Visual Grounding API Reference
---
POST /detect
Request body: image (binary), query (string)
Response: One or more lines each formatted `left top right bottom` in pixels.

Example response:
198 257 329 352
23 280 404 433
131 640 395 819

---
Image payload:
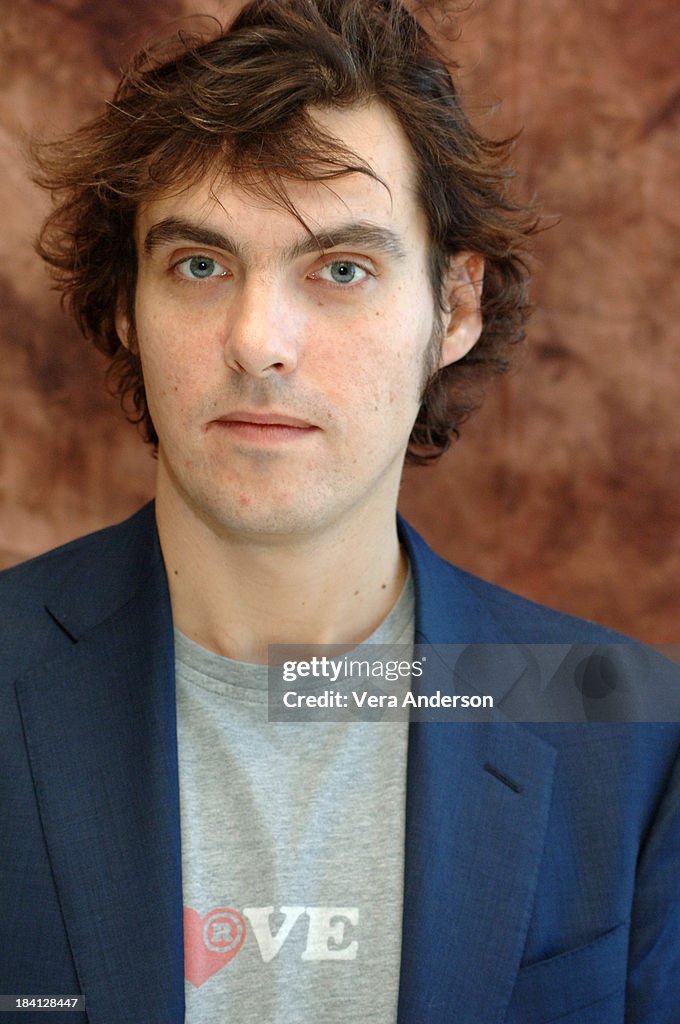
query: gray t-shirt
175 573 414 1024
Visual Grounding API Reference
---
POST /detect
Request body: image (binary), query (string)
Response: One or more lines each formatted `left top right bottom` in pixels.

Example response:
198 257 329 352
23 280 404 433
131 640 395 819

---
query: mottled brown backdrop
1 0 678 641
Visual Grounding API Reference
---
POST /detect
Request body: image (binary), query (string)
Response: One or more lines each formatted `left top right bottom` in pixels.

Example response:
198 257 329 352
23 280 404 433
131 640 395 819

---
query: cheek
317 334 424 441
135 309 218 403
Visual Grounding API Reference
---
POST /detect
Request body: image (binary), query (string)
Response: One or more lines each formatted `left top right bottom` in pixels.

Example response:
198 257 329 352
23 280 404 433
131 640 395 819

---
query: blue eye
328 260 362 284
177 256 226 280
314 260 369 286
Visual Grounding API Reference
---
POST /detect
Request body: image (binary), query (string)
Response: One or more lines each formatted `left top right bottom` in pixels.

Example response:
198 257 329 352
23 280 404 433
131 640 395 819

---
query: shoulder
401 520 680 753
399 515 623 644
0 503 160 672
448 558 622 643
0 502 157 594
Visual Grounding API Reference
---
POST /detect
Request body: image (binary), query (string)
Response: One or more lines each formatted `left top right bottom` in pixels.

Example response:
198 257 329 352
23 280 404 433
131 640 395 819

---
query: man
1 1 678 1022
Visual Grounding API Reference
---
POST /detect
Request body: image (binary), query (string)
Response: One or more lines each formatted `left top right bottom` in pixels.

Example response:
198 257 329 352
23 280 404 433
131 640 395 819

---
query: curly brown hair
34 0 537 463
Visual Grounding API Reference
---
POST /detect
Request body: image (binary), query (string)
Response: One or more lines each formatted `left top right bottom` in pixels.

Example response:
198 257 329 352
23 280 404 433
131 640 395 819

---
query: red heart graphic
184 906 247 988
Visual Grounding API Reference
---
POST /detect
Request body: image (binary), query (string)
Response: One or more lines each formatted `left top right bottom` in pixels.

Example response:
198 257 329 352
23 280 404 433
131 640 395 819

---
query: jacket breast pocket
504 920 629 1024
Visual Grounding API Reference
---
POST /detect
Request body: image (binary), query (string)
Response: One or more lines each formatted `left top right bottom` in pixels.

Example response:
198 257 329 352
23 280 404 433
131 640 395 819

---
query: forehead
135 101 427 248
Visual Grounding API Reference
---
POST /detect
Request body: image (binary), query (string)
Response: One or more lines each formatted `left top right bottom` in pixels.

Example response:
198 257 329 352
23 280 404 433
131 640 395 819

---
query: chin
196 496 333 542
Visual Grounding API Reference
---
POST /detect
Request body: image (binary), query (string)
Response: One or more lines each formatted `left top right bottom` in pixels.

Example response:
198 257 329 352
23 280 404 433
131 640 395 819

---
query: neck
156 494 407 663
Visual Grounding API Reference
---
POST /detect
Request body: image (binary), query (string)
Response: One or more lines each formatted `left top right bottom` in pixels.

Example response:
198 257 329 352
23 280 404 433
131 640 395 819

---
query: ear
438 251 484 369
115 303 132 351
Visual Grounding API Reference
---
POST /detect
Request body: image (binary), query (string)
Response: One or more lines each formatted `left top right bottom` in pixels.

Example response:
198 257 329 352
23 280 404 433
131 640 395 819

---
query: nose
223 276 300 377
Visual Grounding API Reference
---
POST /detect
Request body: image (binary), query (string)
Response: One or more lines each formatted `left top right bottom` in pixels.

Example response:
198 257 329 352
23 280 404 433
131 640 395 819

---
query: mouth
208 410 319 443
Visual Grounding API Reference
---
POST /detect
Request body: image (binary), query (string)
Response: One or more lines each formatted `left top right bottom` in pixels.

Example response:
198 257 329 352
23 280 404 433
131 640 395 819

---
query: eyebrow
144 218 245 258
287 223 408 262
143 216 408 263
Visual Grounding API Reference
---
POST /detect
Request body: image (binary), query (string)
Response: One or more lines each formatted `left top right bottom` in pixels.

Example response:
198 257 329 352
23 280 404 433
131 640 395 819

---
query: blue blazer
1 503 679 1023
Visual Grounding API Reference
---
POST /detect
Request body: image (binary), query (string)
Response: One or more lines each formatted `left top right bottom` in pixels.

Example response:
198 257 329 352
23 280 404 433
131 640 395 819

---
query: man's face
124 102 481 544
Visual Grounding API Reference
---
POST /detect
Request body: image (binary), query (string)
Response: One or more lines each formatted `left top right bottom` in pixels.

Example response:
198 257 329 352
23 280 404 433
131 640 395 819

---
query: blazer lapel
12 506 556 1022
397 518 558 1023
15 506 184 1024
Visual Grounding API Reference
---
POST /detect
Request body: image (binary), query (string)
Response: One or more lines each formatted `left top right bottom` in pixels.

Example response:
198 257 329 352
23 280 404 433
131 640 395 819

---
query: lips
216 410 316 429
207 409 319 443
